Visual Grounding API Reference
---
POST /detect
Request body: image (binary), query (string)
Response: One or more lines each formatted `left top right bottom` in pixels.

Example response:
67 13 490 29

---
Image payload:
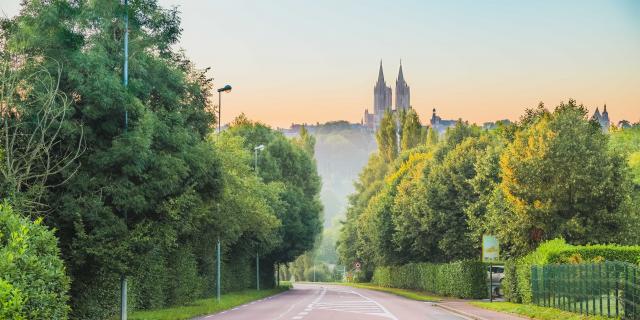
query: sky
2 0 639 128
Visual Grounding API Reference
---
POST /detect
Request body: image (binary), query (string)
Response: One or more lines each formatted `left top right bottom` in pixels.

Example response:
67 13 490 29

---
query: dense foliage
0 203 70 319
338 100 640 278
1 1 322 319
371 261 486 299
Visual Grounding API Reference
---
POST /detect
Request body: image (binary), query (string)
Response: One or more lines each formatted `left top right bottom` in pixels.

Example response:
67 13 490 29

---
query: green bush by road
371 261 486 299
0 203 70 319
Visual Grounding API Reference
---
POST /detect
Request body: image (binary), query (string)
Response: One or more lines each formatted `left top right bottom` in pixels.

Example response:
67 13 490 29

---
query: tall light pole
253 144 265 290
214 84 231 303
217 85 232 133
216 237 221 302
254 144 265 173
121 1 129 319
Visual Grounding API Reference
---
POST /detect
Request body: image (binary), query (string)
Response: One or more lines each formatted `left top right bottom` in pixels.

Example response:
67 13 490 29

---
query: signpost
482 235 500 302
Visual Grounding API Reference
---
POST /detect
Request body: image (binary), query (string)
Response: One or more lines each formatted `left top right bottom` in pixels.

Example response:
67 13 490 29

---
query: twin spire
377 60 404 84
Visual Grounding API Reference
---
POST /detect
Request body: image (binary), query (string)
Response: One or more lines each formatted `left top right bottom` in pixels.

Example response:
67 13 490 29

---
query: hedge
371 260 487 299
503 239 640 304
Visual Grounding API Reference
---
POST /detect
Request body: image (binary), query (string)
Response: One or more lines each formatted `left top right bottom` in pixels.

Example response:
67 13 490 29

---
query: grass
128 286 289 320
334 282 442 302
471 301 619 320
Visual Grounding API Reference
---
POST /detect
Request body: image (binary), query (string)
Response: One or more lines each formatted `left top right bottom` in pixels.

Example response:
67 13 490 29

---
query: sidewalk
437 300 530 320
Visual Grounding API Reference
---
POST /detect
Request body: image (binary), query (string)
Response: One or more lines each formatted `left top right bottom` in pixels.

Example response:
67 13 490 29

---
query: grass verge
128 286 289 320
471 301 618 320
335 282 441 302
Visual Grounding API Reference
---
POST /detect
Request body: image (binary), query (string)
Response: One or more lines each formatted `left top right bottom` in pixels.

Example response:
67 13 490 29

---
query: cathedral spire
377 60 385 85
397 60 405 82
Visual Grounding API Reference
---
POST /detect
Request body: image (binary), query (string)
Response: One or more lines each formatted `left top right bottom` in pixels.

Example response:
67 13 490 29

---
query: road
195 283 467 320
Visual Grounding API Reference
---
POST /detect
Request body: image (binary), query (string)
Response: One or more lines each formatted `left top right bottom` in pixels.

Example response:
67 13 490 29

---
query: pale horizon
2 0 639 128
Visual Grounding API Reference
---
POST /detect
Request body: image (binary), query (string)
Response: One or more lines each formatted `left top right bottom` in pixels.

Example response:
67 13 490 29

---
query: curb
435 303 531 320
434 303 492 320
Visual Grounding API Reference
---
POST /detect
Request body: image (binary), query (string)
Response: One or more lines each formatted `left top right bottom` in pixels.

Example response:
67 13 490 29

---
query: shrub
502 261 520 303
0 278 24 320
0 203 70 319
371 260 486 299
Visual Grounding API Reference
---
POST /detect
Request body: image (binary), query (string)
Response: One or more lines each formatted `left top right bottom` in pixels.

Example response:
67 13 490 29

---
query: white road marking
308 287 399 320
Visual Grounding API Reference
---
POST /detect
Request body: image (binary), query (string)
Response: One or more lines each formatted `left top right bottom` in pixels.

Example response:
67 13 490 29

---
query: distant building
363 61 410 131
618 120 632 129
430 108 457 134
591 105 610 132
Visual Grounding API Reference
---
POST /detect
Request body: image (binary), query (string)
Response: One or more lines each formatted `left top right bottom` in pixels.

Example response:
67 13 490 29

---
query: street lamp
253 144 265 290
254 144 265 173
217 85 232 133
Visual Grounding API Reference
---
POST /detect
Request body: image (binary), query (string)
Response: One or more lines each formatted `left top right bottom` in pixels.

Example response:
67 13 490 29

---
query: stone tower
395 61 410 111
374 61 392 124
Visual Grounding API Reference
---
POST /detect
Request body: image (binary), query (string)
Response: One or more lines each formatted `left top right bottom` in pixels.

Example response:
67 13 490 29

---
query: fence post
580 264 584 315
585 264 589 316
633 266 637 320
551 265 555 307
572 263 576 313
604 261 611 317
599 263 602 316
532 266 538 305
616 262 620 317
592 264 596 315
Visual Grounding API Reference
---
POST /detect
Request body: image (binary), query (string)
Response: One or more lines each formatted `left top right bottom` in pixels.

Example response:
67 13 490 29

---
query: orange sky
3 1 639 127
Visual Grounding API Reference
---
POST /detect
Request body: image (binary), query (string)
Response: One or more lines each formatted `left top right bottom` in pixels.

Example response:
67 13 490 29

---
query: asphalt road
195 283 467 320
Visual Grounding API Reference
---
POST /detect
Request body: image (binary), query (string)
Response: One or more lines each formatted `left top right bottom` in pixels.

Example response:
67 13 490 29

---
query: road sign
354 261 361 271
482 235 500 262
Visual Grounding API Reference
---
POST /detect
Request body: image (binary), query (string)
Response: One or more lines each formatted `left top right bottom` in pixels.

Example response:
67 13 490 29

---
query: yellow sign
482 235 500 262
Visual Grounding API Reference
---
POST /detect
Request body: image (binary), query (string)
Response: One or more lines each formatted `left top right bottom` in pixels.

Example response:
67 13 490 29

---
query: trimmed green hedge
503 239 640 304
371 261 487 299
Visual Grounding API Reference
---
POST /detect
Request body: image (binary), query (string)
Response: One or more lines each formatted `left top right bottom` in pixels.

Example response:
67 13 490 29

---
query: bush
0 203 70 319
371 260 486 299
0 278 24 320
304 264 332 282
502 261 519 303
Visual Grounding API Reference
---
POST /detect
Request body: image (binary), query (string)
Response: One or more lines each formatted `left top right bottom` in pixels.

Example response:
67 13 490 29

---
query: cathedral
591 104 610 132
363 61 411 130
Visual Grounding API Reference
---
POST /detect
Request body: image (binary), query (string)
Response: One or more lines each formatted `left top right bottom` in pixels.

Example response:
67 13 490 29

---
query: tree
3 1 223 317
227 118 323 268
497 100 633 255
0 61 84 215
376 111 398 162
401 109 424 151
426 126 439 146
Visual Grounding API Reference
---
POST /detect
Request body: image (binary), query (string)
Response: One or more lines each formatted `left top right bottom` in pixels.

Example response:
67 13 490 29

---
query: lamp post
217 85 232 133
253 144 265 290
121 1 129 319
216 237 221 302
254 144 265 173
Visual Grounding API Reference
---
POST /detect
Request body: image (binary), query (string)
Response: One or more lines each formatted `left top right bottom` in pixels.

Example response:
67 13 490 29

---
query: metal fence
531 261 640 319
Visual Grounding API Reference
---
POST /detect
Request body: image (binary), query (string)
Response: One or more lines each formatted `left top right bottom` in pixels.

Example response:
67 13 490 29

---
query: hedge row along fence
503 239 640 304
371 260 487 299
